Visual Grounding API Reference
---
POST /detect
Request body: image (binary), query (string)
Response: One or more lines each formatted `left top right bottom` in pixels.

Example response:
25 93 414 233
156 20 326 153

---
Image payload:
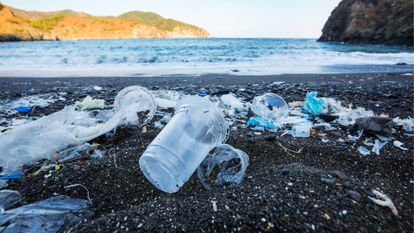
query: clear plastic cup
139 96 229 193
251 93 288 123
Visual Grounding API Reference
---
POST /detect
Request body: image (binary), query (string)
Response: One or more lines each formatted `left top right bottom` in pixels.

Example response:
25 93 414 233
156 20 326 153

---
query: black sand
0 73 413 232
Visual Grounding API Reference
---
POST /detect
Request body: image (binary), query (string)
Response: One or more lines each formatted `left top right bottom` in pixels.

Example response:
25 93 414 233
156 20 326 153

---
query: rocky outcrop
0 4 210 42
318 0 413 46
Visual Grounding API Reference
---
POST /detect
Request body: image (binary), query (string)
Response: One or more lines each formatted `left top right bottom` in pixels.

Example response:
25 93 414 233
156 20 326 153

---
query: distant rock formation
318 0 413 46
0 4 210 42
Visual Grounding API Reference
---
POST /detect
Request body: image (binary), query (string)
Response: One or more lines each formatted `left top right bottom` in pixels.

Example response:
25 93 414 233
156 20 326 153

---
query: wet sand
0 72 413 232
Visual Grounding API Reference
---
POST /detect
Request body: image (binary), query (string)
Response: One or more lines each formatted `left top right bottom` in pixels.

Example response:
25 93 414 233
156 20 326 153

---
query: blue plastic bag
246 116 275 130
304 92 324 116
15 106 32 113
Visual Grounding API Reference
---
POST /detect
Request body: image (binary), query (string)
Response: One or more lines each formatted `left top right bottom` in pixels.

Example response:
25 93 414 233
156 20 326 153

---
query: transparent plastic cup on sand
251 93 288 123
139 96 229 193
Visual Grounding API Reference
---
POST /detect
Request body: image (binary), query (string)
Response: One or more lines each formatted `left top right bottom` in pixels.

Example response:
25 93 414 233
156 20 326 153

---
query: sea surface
0 38 412 77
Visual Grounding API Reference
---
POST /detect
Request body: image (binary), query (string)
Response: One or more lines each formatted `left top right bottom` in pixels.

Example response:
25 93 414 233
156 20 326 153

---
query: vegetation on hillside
119 11 198 31
30 15 64 31
0 3 4 11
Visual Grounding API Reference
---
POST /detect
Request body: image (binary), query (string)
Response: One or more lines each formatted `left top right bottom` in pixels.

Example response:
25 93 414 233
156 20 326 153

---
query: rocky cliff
0 4 210 41
318 0 413 46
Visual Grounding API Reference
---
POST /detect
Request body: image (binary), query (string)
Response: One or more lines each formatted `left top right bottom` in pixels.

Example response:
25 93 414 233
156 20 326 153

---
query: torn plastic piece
393 117 414 132
139 96 229 193
152 90 182 109
372 139 389 155
0 170 23 180
75 96 105 110
0 86 156 175
291 124 311 138
352 117 394 137
15 106 32 113
0 195 90 233
55 143 99 163
357 146 370 156
393 141 408 151
335 107 374 126
369 190 398 216
0 190 21 212
348 129 363 142
246 116 275 130
251 93 288 124
220 93 245 111
93 86 103 91
304 92 324 116
198 144 249 190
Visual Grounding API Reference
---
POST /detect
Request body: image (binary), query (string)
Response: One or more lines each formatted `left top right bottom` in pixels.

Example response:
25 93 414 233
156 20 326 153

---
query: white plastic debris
336 107 374 126
357 146 370 156
372 139 389 155
251 93 288 123
198 144 249 190
0 94 61 115
288 101 304 108
0 86 156 176
75 96 105 110
369 190 398 216
348 130 363 142
393 141 408 151
393 117 414 132
220 93 245 111
93 86 103 91
152 90 182 109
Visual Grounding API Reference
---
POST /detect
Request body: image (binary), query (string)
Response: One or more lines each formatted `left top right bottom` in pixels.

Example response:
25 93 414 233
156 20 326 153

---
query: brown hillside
0 3 210 41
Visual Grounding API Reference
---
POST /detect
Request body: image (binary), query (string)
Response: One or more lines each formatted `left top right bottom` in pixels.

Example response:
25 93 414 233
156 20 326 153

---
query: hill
318 0 413 46
0 3 210 41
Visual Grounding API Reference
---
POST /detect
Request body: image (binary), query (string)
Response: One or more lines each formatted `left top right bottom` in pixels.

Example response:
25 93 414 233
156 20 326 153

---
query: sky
2 0 341 38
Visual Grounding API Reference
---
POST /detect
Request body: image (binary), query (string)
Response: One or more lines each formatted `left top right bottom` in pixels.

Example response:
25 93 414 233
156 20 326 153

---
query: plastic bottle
139 96 228 193
291 124 311 137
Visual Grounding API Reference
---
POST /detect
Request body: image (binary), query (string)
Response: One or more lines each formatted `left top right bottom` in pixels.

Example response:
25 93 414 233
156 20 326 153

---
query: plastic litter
93 86 103 91
198 91 207 97
246 116 275 130
352 117 394 137
348 129 363 142
335 107 374 126
372 139 389 155
357 146 370 156
75 96 105 110
304 92 324 116
291 124 311 138
1 94 61 115
220 93 245 111
0 170 23 180
198 144 249 190
0 190 21 212
251 93 288 123
393 141 408 151
55 143 100 163
393 117 414 132
0 195 90 233
0 86 156 176
15 106 32 113
152 90 182 109
369 190 398 216
139 95 228 193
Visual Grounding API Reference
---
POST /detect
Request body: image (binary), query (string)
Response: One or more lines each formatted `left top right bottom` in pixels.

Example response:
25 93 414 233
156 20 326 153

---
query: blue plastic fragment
0 170 23 180
246 116 275 130
304 92 324 116
198 91 207 97
15 106 32 113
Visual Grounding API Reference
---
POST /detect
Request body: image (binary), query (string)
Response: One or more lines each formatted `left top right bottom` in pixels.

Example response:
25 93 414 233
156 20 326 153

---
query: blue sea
0 38 412 77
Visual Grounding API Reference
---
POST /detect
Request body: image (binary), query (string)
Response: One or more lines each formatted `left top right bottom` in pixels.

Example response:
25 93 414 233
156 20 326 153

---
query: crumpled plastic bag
197 144 249 190
0 195 90 233
352 117 394 137
246 116 275 130
0 86 156 176
304 92 325 116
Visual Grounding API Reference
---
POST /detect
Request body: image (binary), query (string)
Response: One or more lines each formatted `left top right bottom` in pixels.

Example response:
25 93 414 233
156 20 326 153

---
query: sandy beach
0 72 412 232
